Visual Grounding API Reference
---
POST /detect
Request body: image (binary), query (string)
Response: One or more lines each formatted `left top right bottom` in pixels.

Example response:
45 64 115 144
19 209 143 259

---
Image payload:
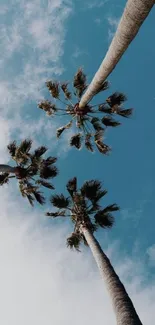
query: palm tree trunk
81 226 143 325
0 164 16 173
79 0 154 108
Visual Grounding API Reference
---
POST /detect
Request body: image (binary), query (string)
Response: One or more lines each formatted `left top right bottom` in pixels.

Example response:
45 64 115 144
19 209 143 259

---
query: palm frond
36 179 54 190
0 173 9 186
46 81 60 98
34 146 47 157
67 232 81 251
57 121 72 138
7 141 17 159
33 190 46 205
61 83 72 100
91 117 104 132
66 105 75 116
27 194 35 206
102 116 121 127
81 180 102 201
46 210 66 217
70 134 82 149
15 139 32 165
85 134 94 152
102 203 120 213
116 108 133 118
94 130 104 142
106 92 127 107
40 165 58 179
98 104 112 114
38 100 58 116
95 80 109 94
95 140 111 155
50 194 70 209
43 157 57 166
73 68 87 98
66 177 77 197
94 210 114 228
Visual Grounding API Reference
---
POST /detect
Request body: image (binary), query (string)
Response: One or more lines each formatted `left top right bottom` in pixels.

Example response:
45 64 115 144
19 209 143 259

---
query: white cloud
107 16 120 40
87 0 108 9
0 0 73 155
147 245 155 264
0 186 154 324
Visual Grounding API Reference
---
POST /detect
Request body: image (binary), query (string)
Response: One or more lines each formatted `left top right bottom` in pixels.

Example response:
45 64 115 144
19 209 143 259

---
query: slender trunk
0 164 16 173
79 0 154 108
81 226 143 325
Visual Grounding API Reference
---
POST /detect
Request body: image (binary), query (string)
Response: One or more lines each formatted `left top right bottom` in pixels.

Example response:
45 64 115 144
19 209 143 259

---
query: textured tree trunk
0 164 16 173
81 226 143 325
79 0 154 108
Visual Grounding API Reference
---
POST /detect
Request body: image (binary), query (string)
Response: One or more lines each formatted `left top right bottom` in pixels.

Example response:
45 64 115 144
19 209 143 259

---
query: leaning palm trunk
79 0 154 108
0 164 16 173
81 226 142 325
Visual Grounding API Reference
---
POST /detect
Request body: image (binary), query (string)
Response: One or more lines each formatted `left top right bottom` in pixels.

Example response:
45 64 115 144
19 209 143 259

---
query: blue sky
0 0 155 324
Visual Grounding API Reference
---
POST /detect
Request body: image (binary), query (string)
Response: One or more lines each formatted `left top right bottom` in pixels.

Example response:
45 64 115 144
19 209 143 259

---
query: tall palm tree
79 0 154 108
38 68 132 155
46 177 142 325
0 139 58 206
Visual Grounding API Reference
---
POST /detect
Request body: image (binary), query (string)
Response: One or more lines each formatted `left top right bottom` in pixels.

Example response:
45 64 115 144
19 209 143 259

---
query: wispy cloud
0 0 73 156
107 16 120 41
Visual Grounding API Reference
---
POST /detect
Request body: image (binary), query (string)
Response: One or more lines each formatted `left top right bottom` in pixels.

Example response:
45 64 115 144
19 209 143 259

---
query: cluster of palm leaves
0 139 58 206
38 68 132 154
46 177 119 250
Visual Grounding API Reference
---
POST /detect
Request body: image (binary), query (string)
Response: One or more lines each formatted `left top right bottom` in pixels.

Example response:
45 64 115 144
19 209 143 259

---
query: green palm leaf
61 83 72 100
7 141 17 159
73 68 87 98
91 117 104 131
40 165 58 179
38 100 58 116
81 180 102 201
36 179 54 190
46 210 66 217
94 210 114 228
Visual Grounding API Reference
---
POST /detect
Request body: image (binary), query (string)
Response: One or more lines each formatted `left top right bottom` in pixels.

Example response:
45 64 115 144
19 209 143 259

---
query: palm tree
46 177 142 325
38 68 132 155
0 139 58 206
79 0 154 108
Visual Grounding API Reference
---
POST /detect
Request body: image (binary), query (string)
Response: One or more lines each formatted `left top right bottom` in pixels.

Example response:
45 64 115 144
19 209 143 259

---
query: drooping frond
81 180 102 201
94 210 114 228
35 146 48 157
43 157 57 166
106 92 127 107
94 130 104 142
85 134 94 152
15 139 32 165
33 190 46 205
27 194 35 206
95 140 111 155
36 179 54 190
7 141 17 159
61 83 72 100
70 133 82 149
38 100 58 116
95 80 109 94
66 177 77 197
102 116 121 127
67 232 81 251
40 165 58 179
57 121 72 138
50 194 70 209
46 81 60 98
73 68 87 98
102 203 120 213
91 117 104 132
116 108 133 118
46 210 66 218
0 173 9 186
98 104 112 114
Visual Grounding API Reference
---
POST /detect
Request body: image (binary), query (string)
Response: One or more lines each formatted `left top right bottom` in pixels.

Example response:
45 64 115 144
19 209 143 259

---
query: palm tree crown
0 139 58 206
38 68 132 155
46 177 119 250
